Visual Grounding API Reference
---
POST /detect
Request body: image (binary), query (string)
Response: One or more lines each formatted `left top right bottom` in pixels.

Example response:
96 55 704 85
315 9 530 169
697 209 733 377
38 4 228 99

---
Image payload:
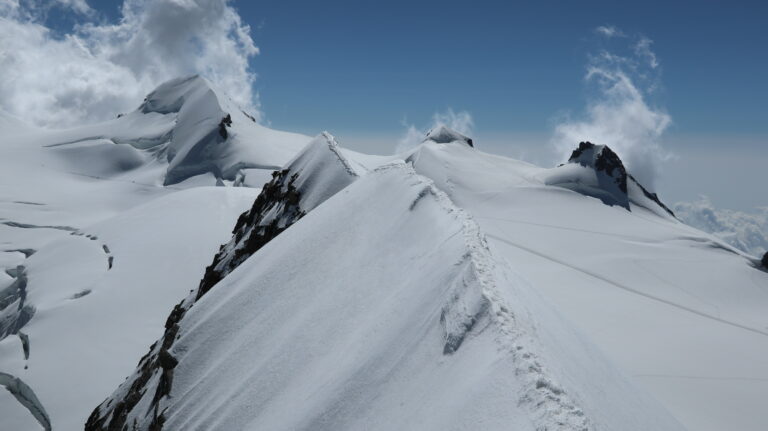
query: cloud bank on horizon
0 0 259 128
551 25 671 189
675 196 768 258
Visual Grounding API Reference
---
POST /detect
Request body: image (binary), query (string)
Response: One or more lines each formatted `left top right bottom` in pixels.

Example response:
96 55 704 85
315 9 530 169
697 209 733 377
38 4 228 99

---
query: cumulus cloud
675 196 768 257
396 109 473 153
552 26 671 189
0 0 260 128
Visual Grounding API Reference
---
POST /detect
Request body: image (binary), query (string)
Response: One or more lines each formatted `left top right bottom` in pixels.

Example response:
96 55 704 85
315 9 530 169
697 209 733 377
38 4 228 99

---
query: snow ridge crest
384 161 590 430
320 131 361 177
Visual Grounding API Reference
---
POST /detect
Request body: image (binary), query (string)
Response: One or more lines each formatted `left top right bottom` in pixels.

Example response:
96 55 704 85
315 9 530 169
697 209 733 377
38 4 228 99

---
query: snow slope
406 138 768 431
87 160 684 431
87 128 767 431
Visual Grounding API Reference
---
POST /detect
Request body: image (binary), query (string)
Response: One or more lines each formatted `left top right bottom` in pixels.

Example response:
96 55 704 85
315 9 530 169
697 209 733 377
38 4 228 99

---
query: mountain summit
36 75 311 187
424 125 474 147
542 141 675 217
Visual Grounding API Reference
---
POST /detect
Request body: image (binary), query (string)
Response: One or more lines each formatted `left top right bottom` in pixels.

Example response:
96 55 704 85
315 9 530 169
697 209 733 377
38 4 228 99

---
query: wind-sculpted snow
86 161 684 431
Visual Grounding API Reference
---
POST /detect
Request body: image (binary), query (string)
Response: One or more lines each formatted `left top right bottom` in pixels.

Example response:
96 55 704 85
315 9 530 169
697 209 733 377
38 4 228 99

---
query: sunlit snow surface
1 78 767 430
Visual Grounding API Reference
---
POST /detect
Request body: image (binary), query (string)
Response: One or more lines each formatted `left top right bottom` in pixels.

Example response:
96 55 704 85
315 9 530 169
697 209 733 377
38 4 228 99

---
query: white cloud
595 25 625 38
0 0 260 128
635 37 658 69
396 109 473 153
551 27 671 189
54 0 94 15
675 196 768 258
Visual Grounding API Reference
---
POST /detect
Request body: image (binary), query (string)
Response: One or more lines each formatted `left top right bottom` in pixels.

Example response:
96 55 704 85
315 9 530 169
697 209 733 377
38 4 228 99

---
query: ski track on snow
486 233 768 338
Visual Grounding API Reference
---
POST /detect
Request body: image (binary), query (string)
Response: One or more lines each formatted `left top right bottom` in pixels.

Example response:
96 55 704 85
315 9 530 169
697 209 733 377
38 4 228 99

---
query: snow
0 185 259 430
283 132 366 209
405 140 768 431
2 77 766 431
0 77 312 429
108 162 681 430
8 75 311 188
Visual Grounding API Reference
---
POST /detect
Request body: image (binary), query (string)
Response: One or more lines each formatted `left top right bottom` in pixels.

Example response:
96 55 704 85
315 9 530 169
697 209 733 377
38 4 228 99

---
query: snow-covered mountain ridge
1 76 767 430
87 160 683 431
25 75 310 187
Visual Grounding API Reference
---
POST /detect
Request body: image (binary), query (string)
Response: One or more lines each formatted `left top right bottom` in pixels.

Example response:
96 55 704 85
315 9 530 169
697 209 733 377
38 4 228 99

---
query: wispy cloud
54 0 94 16
595 25 625 38
551 26 670 188
397 109 473 153
0 0 260 128
635 37 659 69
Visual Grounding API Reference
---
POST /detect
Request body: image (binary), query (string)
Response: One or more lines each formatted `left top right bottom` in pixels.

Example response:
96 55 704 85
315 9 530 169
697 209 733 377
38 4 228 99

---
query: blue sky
254 0 767 135
81 0 768 137
14 0 768 209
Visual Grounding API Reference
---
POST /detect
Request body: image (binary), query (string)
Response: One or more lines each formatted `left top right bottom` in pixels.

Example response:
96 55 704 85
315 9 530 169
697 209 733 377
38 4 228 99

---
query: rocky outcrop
627 173 675 217
196 167 305 300
762 251 768 269
554 141 630 209
569 141 628 194
547 141 674 217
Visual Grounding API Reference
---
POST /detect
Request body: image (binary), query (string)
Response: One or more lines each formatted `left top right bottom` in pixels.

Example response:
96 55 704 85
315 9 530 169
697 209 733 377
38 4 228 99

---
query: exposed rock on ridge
85 133 360 431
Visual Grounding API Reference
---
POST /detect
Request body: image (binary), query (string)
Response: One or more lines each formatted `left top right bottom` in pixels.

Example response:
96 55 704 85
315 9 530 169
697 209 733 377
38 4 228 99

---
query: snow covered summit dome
424 125 474 147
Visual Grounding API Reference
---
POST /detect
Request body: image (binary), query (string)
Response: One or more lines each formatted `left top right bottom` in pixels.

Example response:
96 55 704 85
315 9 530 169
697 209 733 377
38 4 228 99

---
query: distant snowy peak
546 141 674 217
41 75 310 187
138 75 212 115
424 125 474 147
137 75 309 185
